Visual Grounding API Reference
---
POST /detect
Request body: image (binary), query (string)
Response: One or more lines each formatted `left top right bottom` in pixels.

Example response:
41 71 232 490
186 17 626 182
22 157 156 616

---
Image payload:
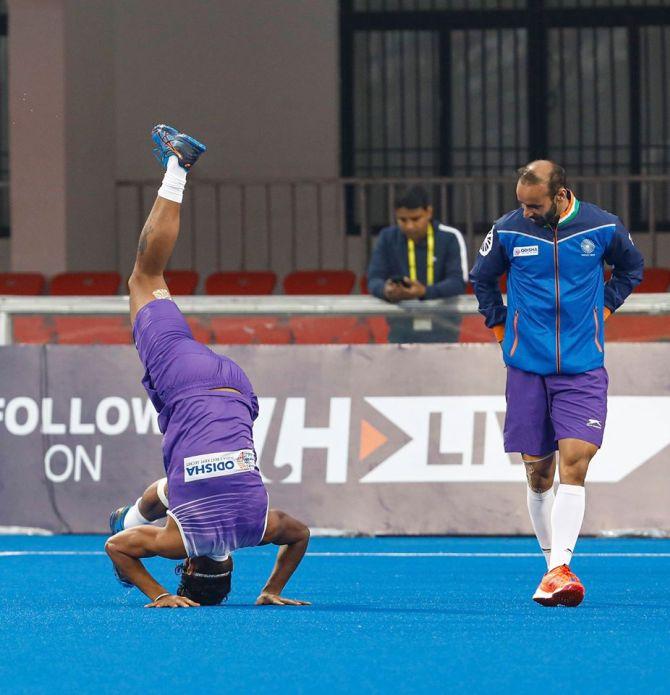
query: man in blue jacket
470 160 643 607
367 186 468 341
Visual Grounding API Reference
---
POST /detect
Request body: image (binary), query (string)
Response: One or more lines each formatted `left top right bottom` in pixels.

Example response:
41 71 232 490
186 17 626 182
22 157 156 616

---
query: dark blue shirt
367 221 468 300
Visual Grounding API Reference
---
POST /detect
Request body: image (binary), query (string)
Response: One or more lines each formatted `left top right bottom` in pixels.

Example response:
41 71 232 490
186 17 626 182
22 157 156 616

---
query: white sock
526 486 555 567
123 497 151 529
157 156 187 203
549 484 586 570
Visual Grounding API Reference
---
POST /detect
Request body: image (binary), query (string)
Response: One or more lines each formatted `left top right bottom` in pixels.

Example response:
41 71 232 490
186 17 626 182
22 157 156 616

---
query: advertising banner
0 343 668 534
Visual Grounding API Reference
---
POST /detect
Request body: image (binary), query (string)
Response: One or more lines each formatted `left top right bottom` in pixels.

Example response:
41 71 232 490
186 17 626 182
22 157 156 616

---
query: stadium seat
12 316 54 343
210 317 292 344
359 275 369 295
459 316 498 343
0 273 45 295
53 316 131 344
604 314 670 342
366 317 389 343
185 317 213 343
205 271 277 295
164 270 199 295
605 267 670 293
289 316 371 344
50 272 121 296
283 270 356 295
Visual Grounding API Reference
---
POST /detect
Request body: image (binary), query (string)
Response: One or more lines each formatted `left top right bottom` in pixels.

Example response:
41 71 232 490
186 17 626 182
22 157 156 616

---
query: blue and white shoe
109 506 133 587
109 505 130 535
151 123 207 170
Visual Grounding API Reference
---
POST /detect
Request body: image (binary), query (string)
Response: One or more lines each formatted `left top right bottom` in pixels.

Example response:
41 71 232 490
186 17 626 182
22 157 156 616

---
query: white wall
8 0 68 274
8 0 342 280
114 0 339 181
64 0 116 272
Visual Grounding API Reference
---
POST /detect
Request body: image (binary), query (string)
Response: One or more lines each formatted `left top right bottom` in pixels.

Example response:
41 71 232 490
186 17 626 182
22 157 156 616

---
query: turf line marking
0 551 107 557
1 551 670 558
306 552 670 558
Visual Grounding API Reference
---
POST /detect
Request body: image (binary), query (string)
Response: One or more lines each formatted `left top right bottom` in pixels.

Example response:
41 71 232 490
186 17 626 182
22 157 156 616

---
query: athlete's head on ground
516 160 568 227
176 556 233 605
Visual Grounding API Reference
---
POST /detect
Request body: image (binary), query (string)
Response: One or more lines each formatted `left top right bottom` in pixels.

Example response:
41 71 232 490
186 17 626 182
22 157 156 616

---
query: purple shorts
503 365 608 455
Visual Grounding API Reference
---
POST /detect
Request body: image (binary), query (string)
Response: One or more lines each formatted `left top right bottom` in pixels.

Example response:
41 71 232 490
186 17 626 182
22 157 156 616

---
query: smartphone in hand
389 275 411 287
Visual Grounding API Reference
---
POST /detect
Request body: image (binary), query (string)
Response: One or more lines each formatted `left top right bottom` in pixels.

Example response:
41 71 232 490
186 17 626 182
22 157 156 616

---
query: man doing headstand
105 124 310 608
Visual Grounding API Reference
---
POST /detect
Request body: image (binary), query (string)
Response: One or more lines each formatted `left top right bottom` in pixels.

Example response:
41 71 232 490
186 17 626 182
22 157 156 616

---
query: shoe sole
533 582 585 608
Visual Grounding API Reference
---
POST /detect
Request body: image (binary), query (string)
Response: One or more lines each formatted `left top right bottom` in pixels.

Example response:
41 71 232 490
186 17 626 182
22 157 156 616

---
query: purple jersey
133 299 268 558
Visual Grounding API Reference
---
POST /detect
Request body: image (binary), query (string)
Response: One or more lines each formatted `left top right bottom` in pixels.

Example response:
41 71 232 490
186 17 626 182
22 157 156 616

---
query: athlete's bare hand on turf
145 594 200 608
255 592 311 606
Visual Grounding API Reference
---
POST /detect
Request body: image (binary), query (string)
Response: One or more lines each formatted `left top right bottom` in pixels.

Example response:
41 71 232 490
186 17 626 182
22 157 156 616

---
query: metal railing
1 293 669 346
115 175 670 278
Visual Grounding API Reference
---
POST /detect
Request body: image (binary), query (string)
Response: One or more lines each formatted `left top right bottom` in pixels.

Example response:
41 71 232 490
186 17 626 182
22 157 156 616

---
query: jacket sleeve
424 231 467 299
603 219 644 312
469 225 510 328
366 229 393 299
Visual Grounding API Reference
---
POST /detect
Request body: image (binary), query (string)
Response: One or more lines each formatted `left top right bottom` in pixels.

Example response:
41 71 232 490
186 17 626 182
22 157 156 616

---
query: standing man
105 124 310 608
470 161 643 607
367 185 468 341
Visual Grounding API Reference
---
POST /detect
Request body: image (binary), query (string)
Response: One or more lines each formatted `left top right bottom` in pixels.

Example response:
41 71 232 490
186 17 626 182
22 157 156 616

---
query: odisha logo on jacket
580 238 596 256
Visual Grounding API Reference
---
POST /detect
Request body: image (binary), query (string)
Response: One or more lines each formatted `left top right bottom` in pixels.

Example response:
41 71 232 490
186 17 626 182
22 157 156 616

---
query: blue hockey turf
1 536 668 693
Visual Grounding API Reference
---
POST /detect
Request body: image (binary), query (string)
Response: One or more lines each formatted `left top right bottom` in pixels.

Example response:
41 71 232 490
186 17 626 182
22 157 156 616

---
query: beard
530 201 560 228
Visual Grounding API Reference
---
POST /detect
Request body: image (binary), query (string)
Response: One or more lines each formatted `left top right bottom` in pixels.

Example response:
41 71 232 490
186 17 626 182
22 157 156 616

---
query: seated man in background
105 124 310 608
367 186 468 342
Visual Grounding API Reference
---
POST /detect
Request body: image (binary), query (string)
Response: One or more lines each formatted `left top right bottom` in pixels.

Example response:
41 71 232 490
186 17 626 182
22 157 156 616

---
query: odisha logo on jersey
479 228 494 256
580 238 596 255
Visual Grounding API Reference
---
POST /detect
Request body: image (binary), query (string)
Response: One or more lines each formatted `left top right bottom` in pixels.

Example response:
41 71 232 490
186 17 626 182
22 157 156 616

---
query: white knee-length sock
158 156 187 203
526 486 555 567
123 498 151 529
549 484 585 570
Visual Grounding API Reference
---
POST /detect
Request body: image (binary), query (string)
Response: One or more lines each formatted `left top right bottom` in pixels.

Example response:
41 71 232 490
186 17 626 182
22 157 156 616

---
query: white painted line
306 552 670 558
0 550 669 558
0 551 106 557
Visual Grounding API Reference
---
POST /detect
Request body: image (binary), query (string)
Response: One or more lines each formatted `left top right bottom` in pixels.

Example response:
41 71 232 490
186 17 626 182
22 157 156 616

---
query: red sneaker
532 564 585 607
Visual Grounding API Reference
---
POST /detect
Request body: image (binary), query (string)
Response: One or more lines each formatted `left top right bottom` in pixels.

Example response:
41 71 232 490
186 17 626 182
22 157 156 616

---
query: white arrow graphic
361 396 670 484
590 396 670 482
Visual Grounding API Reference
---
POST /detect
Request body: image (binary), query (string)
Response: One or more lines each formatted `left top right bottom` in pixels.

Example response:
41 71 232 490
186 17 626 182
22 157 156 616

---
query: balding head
517 160 567 198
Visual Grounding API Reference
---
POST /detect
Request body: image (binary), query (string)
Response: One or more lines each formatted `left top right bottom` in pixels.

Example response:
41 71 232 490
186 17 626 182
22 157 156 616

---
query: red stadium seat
604 314 670 342
289 316 371 344
185 317 213 343
50 272 121 296
466 274 506 294
458 316 498 343
164 270 199 295
605 267 670 293
210 317 292 344
12 316 54 343
0 273 45 295
366 317 389 343
359 275 369 295
283 270 356 295
53 316 131 344
205 271 277 295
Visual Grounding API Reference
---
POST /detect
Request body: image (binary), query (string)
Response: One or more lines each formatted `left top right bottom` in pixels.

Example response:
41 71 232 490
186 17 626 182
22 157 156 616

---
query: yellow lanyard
407 223 434 286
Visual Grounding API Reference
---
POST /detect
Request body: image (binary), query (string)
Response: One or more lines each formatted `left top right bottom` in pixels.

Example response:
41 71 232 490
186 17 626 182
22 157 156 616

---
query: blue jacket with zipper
469 194 644 376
